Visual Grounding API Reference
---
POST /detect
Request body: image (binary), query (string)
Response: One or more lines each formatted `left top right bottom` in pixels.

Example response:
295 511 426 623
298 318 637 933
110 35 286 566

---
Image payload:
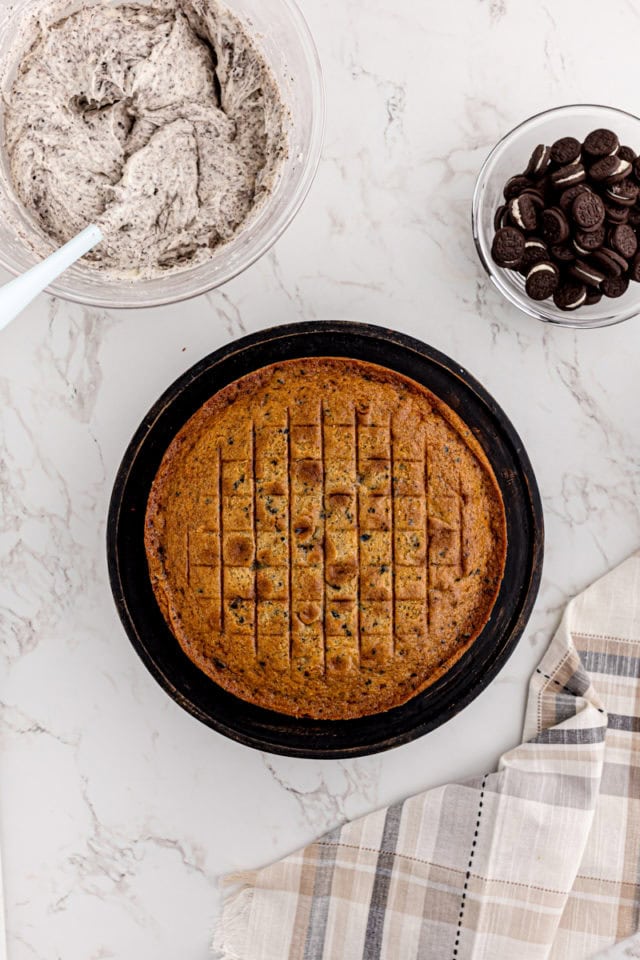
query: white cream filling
510 200 524 229
556 168 584 186
527 261 556 277
575 265 602 284
565 289 587 308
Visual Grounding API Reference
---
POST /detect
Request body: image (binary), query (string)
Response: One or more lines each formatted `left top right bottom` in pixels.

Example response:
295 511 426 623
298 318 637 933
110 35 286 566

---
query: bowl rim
107 320 544 758
472 102 640 329
0 0 326 310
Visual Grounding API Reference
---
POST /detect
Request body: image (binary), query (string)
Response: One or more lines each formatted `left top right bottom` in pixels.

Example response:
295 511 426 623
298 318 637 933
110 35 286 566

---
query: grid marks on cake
355 406 395 666
354 407 361 664
388 411 425 663
251 423 257 652
254 407 290 668
424 436 429 631
290 399 325 676
184 405 469 674
389 413 396 654
218 445 223 633
319 401 326 674
287 409 292 662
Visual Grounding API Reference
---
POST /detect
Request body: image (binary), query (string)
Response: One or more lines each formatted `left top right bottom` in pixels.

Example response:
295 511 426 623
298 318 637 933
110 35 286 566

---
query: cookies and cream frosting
4 0 287 277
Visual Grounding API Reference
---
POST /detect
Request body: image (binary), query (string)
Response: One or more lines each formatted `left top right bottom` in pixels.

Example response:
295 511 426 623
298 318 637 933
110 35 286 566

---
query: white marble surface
2 1 640 957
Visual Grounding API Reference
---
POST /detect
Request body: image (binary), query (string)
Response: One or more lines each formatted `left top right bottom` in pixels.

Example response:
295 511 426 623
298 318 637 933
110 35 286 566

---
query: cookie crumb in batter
3 0 288 277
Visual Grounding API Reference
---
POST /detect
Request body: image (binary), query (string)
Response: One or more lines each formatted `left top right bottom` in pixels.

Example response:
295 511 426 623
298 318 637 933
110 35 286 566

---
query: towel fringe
212 874 257 959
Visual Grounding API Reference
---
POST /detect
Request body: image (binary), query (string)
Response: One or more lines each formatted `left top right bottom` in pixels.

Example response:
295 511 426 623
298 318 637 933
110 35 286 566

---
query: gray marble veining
1 0 640 957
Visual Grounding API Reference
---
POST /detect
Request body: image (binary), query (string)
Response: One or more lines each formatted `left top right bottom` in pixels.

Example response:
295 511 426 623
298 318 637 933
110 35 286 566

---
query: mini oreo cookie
570 259 605 287
606 180 639 206
524 144 551 178
591 247 628 277
602 275 629 298
553 281 587 311
550 242 575 262
571 191 605 229
559 183 591 212
550 136 581 166
491 226 525 268
551 163 586 188
630 253 640 282
590 156 631 184
619 145 637 163
504 175 533 200
574 225 605 252
521 238 549 270
583 128 619 158
542 207 570 244
491 126 640 313
519 188 546 209
572 240 592 256
493 204 509 231
508 194 538 231
525 261 559 300
609 223 638 258
604 201 629 224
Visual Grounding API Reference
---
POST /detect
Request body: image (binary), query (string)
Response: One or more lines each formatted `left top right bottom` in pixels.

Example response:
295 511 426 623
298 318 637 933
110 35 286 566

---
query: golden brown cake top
144 357 507 719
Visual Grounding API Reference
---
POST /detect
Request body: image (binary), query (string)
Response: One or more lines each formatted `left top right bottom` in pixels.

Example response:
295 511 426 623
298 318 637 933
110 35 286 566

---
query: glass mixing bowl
0 0 324 308
472 104 640 329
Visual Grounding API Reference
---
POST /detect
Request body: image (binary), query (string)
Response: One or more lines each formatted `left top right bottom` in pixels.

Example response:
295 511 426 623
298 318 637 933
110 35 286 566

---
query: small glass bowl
472 104 640 329
0 0 324 309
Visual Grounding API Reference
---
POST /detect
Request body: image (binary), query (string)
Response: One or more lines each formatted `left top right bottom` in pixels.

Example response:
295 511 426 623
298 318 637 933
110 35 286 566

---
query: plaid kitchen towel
214 552 640 960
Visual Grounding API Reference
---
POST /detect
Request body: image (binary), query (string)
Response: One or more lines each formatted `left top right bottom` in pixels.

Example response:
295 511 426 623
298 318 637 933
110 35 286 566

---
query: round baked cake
144 358 507 719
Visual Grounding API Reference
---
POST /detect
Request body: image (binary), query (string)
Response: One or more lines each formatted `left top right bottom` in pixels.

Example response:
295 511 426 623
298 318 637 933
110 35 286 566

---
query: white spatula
0 224 103 331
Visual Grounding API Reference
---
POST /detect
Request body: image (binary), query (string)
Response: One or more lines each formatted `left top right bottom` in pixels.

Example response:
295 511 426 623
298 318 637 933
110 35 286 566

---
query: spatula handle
0 224 103 331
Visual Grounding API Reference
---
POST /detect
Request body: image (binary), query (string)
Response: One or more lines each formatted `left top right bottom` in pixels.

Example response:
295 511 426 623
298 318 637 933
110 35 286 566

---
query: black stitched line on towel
452 774 487 959
536 668 605 714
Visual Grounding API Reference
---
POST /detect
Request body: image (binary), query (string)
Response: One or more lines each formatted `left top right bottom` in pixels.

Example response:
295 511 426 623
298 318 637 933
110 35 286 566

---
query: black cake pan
107 320 543 758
